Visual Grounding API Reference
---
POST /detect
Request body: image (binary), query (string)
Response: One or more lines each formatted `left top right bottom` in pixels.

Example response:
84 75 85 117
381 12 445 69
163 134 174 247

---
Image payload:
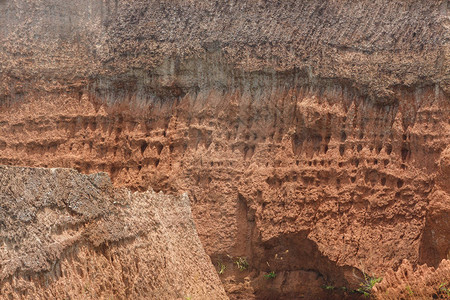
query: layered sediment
0 0 449 299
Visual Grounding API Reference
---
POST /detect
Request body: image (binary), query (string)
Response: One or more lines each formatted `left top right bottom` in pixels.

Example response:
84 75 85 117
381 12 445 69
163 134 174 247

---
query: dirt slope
0 165 227 300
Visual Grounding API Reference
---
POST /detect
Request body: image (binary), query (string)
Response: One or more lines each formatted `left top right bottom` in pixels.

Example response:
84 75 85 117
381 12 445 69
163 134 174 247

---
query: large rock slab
0 165 228 299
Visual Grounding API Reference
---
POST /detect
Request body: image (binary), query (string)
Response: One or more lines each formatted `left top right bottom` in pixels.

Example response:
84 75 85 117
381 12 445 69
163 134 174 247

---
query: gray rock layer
0 0 448 102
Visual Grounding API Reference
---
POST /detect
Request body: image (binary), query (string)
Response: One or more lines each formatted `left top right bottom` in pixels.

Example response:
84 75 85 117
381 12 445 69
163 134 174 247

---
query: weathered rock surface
0 0 449 299
0 165 228 299
373 259 450 299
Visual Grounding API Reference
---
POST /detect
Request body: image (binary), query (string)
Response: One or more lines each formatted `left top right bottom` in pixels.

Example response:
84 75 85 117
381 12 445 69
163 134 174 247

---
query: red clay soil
0 0 449 299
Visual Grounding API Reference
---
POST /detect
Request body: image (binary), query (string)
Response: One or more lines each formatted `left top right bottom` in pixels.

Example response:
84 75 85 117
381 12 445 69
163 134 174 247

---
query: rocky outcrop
0 0 449 299
0 165 227 299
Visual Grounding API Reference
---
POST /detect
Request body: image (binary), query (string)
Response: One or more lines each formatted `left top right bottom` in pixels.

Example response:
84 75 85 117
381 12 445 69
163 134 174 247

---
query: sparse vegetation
217 261 226 275
355 272 382 297
438 282 450 297
321 285 354 297
264 271 276 279
235 257 249 271
405 285 414 296
83 284 90 294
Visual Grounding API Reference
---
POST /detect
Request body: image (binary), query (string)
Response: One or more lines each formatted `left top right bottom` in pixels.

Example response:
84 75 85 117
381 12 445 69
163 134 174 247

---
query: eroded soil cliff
0 0 449 299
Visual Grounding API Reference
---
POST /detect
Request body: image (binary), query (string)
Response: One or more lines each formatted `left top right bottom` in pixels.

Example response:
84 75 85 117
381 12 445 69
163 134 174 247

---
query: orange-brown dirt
0 165 228 300
1 86 448 299
373 259 450 299
0 0 449 299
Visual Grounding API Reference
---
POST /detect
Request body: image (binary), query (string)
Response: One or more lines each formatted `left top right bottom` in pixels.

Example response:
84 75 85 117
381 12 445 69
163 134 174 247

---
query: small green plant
439 282 450 297
264 271 276 279
405 285 414 296
322 285 335 290
355 273 382 297
217 261 226 275
235 257 249 271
